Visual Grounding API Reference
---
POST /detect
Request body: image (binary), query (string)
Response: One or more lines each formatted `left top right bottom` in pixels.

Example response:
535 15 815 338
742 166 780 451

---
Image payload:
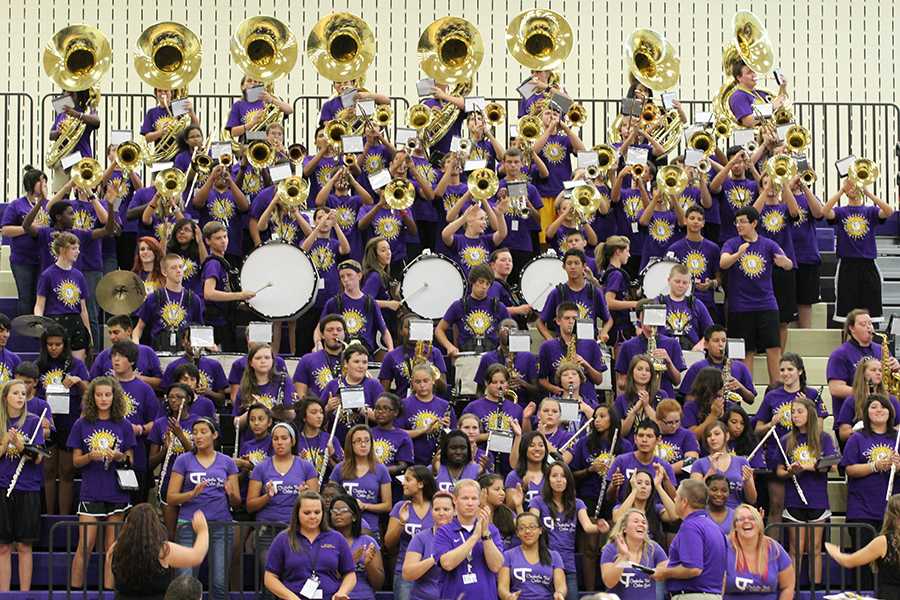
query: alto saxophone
722 357 742 403
879 333 900 396
413 340 441 380
564 335 577 363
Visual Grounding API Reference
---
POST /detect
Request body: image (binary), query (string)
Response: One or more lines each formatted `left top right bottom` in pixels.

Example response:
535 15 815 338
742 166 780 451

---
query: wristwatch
481 533 492 541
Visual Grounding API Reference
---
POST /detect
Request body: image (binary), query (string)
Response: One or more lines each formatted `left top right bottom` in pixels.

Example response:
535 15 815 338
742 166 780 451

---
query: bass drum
241 243 318 320
640 256 690 299
519 254 567 312
401 250 465 320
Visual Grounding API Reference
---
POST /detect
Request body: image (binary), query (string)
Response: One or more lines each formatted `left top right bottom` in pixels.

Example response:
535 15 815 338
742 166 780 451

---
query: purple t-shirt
162 355 228 393
358 204 409 264
0 349 20 386
433 518 504 599
389 500 434 576
679 357 754 399
606 452 677 502
148 413 198 498
292 349 342 399
297 430 343 475
666 510 727 594
371 426 414 467
406 528 443 600
728 87 770 122
89 344 162 381
658 427 701 466
494 179 543 253
441 295 509 348
758 204 797 264
171 451 238 522
304 155 340 204
836 394 900 429
474 350 538 390
348 534 380 600
233 375 294 416
614 188 646 252
330 461 391 530
465 397 524 434
827 340 881 419
831 204 881 259
37 357 89 429
657 295 714 347
1 196 48 265
535 133 573 197
398 395 457 465
226 98 265 132
502 545 564 600
774 431 836 510
435 462 481 493
325 194 365 260
539 283 611 336
51 111 96 159
119 377 160 469
307 237 342 310
569 435 634 499
137 288 204 341
37 264 89 316
602 267 634 343
600 539 668 600
640 209 682 269
841 430 900 520
752 386 827 469
449 233 495 276
195 189 244 256
0 413 45 492
68 199 103 271
790 193 821 265
322 293 387 352
724 539 792 600
250 456 317 523
127 187 156 238
691 454 752 509
249 186 307 247
719 179 758 241
528 496 586 570
409 156 441 223
265 529 354 600
378 345 447 398
614 333 686 397
67 417 137 504
537 337 606 405
200 257 230 326
504 470 544 509
721 235 785 312
317 96 342 124
669 237 722 309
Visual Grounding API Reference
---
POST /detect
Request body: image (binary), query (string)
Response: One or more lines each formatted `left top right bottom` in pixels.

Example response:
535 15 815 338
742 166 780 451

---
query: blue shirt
666 510 727 594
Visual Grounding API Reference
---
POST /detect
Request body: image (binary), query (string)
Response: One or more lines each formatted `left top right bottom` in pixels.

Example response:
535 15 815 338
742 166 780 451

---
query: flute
157 400 185 504
772 428 809 506
232 416 240 461
558 418 593 454
886 425 900 501
747 425 777 463
6 408 48 498
594 428 619 521
318 400 342 489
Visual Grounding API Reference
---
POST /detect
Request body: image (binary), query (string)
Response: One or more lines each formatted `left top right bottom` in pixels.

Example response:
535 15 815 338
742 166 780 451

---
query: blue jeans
393 574 413 600
256 524 286 599
565 570 578 600
83 270 102 349
177 520 233 600
10 262 39 317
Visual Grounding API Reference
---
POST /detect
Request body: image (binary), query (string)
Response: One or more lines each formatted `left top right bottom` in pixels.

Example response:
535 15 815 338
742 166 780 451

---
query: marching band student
316 167 373 261
504 430 551 513
68 377 136 590
166 219 207 297
597 236 638 345
398 364 455 466
532 106 586 234
226 76 292 140
705 474 735 535
545 194 598 254
384 465 435 600
321 344 384 441
404 146 441 255
654 264 713 351
517 69 563 117
432 430 482 493
433 152 468 252
442 194 509 276
148 383 197 540
35 325 89 516
538 249 612 342
724 504 795 600
614 355 659 437
561 229 600 280
379 314 447 398
357 122 395 196
606 420 678 504
321 260 393 354
357 176 418 276
824 176 894 323
460 413 494 472
466 111 505 171
679 325 755 405
682 367 730 436
2 167 49 318
201 221 256 352
167 417 241 600
133 254 204 351
172 124 204 174
0 316 19 386
327 493 384 600
15 363 54 442
0 380 45 592
192 164 250 262
493 150 543 284
521 395 574 451
421 82 466 155
436 264 510 355
362 237 402 326
234 404 274 498
498 511 566 600
837 357 900 442
401 490 454 600
141 88 199 146
293 314 346 400
787 174 825 329
775 396 836 584
169 363 216 419
725 405 766 470
296 396 343 477
720 206 793 384
474 319 539 397
161 327 229 406
140 183 186 247
536 303 606 406
655 399 701 479
264 490 356 600
33 232 93 362
728 60 788 127
611 162 654 276
47 88 100 191
691 421 757 508
131 236 165 298
329 424 392 541
638 188 685 269
615 300 685 397
466 365 524 440
669 205 722 322
233 344 293 427
709 147 762 242
303 125 341 206
370 393 414 477
249 176 309 247
600 508 668 600
486 251 530 323
611 468 679 544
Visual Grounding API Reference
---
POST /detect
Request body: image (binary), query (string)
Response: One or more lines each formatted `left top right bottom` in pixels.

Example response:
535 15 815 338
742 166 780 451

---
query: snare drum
640 256 691 299
454 352 482 396
401 250 466 320
519 254 567 312
241 243 318 320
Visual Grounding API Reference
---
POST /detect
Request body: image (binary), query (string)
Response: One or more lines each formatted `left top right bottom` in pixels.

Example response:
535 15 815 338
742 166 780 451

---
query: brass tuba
43 25 111 168
469 168 499 201
134 22 202 162
505 9 573 71
71 158 102 190
306 12 374 83
416 17 484 147
384 178 415 210
713 12 776 127
276 176 309 210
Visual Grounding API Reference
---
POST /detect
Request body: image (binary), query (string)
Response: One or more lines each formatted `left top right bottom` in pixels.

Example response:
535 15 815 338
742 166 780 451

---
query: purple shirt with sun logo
841 430 900 520
37 264 89 316
306 238 341 310
325 194 365 260
371 426 414 467
668 238 721 310
358 204 409 264
441 295 509 348
303 155 340 204
398 395 457 465
758 204 797 265
720 235 784 312
137 288 204 340
449 233 496 277
640 208 682 269
831 204 881 260
249 186 308 247
615 188 646 254
535 133 573 198
196 189 243 256
67 417 137 504
719 179 758 241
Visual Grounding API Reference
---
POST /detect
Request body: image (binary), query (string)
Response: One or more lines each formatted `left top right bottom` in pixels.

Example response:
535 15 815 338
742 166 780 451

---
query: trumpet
585 165 602 180
276 176 308 210
457 138 472 159
247 140 275 169
800 169 817 186
594 144 617 172
849 158 879 188
219 153 233 168
116 140 144 174
405 138 419 153
631 163 646 179
71 158 102 190
656 165 689 198
517 115 543 144
484 101 505 126
343 153 356 168
784 124 810 154
765 154 798 189
469 168 499 201
384 178 415 210
697 158 712 174
407 103 433 130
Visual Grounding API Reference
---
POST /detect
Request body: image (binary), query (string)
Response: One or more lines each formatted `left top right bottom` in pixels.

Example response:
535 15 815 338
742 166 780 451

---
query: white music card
409 319 433 342
642 305 667 327
416 78 436 97
562 180 581 190
464 96 486 114
508 182 527 199
340 89 358 109
248 322 273 345
210 143 230 159
694 111 713 125
46 384 69 414
342 135 365 154
369 169 391 190
509 124 519 138
559 400 580 423
149 161 173 173
60 152 83 170
684 149 704 167
517 79 537 99
189 326 215 348
727 338 746 360
626 146 648 166
246 86 265 103
776 124 791 141
509 332 531 353
836 155 856 178
450 136 462 152
487 430 514 454
577 151 598 168
269 163 292 182
464 159 487 172
52 94 74 114
576 319 593 341
109 130 132 145
731 128 756 148
395 127 416 146
661 92 676 111
340 386 366 410
171 98 190 116
755 103 774 118
356 99 375 116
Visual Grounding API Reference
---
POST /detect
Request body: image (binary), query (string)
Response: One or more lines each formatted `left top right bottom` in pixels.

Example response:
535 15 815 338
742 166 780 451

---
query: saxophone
879 333 900 396
413 340 441 380
47 88 101 168
722 357 742 403
564 334 577 363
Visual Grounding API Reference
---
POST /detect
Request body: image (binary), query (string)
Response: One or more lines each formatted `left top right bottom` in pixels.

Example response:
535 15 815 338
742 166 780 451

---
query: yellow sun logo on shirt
34 208 49 228
794 207 808 226
72 209 94 231
374 215 401 240
210 197 235 222
42 368 64 388
727 187 752 210
867 443 894 464
182 259 198 280
274 221 299 244
86 429 117 453
108 177 128 200
4 432 23 459
416 163 437 184
334 206 356 229
594 451 614 474
461 245 488 268
684 251 707 277
738 251 766 279
413 410 440 430
0 364 11 384
254 394 276 409
762 210 785 233
55 280 82 308
122 391 137 418
342 309 365 335
575 302 591 320
242 172 262 195
309 245 335 271
161 302 187 328
144 279 159 296
542 142 565 164
678 194 696 211
243 108 263 126
791 443 817 468
844 214 869 240
443 194 462 213
466 309 493 336
317 165 337 188
775 403 792 428
623 196 642 219
364 153 384 175
486 410 511 431
314 366 334 390
373 439 394 464
167 429 191 455
155 115 178 132
666 310 691 335
656 441 678 463
649 218 673 243
155 221 174 243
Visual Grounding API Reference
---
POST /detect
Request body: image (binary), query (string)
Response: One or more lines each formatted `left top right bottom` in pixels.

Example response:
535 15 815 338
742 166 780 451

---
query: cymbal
95 270 146 315
11 315 56 338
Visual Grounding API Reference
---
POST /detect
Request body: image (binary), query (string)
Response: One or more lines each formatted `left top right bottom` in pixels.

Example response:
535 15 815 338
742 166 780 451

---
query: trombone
71 158 103 190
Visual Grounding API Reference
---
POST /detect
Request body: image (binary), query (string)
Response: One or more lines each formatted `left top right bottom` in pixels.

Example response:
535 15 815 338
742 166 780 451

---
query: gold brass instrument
849 158 879 188
517 115 543 144
722 358 742 403
343 153 356 168
276 176 309 210
192 137 214 177
647 326 667 372
800 168 817 186
306 12 375 83
115 140 145 175
247 140 275 169
407 104 433 130
585 165 602 180
656 165 689 198
416 17 484 148
631 163 646 179
712 12 776 127
469 168 499 201
384 178 415 210
219 153 233 168
640 103 660 125
324 119 350 151
287 143 305 164
625 97 683 154
373 104 392 127
484 101 505 126
713 116 733 139
71 158 102 190
784 124 810 154
593 144 617 173
154 167 186 219
697 158 712 174
688 129 716 156
774 103 794 126
566 102 587 128
505 9 573 71
405 138 420 153
765 154 798 189
564 334 577 363
413 340 441 380
571 184 602 223
878 333 900 396
456 138 472 159
625 28 680 91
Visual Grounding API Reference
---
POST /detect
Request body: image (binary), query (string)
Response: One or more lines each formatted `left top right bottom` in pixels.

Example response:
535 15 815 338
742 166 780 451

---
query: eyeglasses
352 439 371 446
516 524 541 532
330 507 351 516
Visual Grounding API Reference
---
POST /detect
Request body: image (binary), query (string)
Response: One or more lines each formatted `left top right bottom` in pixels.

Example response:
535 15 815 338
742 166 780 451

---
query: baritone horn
407 104 433 130
276 176 308 209
784 124 810 154
484 101 505 126
306 12 374 83
384 178 415 210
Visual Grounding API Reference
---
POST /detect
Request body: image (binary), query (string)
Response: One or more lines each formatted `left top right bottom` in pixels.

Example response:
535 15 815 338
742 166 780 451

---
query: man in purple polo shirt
653 479 727 598
720 206 793 384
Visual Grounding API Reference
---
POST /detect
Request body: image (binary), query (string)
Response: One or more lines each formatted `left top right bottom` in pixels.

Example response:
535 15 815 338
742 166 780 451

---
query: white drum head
520 257 567 312
641 259 690 299
241 243 318 319
402 255 465 320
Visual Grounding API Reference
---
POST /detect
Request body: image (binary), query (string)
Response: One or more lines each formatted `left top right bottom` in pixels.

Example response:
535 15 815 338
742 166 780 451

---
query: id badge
170 329 177 348
462 572 478 585
511 219 519 231
300 577 323 599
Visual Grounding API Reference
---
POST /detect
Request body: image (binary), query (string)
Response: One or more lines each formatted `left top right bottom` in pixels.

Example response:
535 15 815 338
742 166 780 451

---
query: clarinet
157 400 185 504
6 408 48 498
594 428 619 521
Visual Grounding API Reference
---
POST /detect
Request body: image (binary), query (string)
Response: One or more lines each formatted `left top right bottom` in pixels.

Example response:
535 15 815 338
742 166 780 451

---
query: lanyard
298 535 322 578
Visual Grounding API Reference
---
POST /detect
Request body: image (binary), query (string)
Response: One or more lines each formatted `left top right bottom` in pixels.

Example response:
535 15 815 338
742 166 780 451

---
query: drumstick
400 283 429 305
531 282 555 307
886 425 900 501
253 282 273 294
772 427 809 506
7 408 48 498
